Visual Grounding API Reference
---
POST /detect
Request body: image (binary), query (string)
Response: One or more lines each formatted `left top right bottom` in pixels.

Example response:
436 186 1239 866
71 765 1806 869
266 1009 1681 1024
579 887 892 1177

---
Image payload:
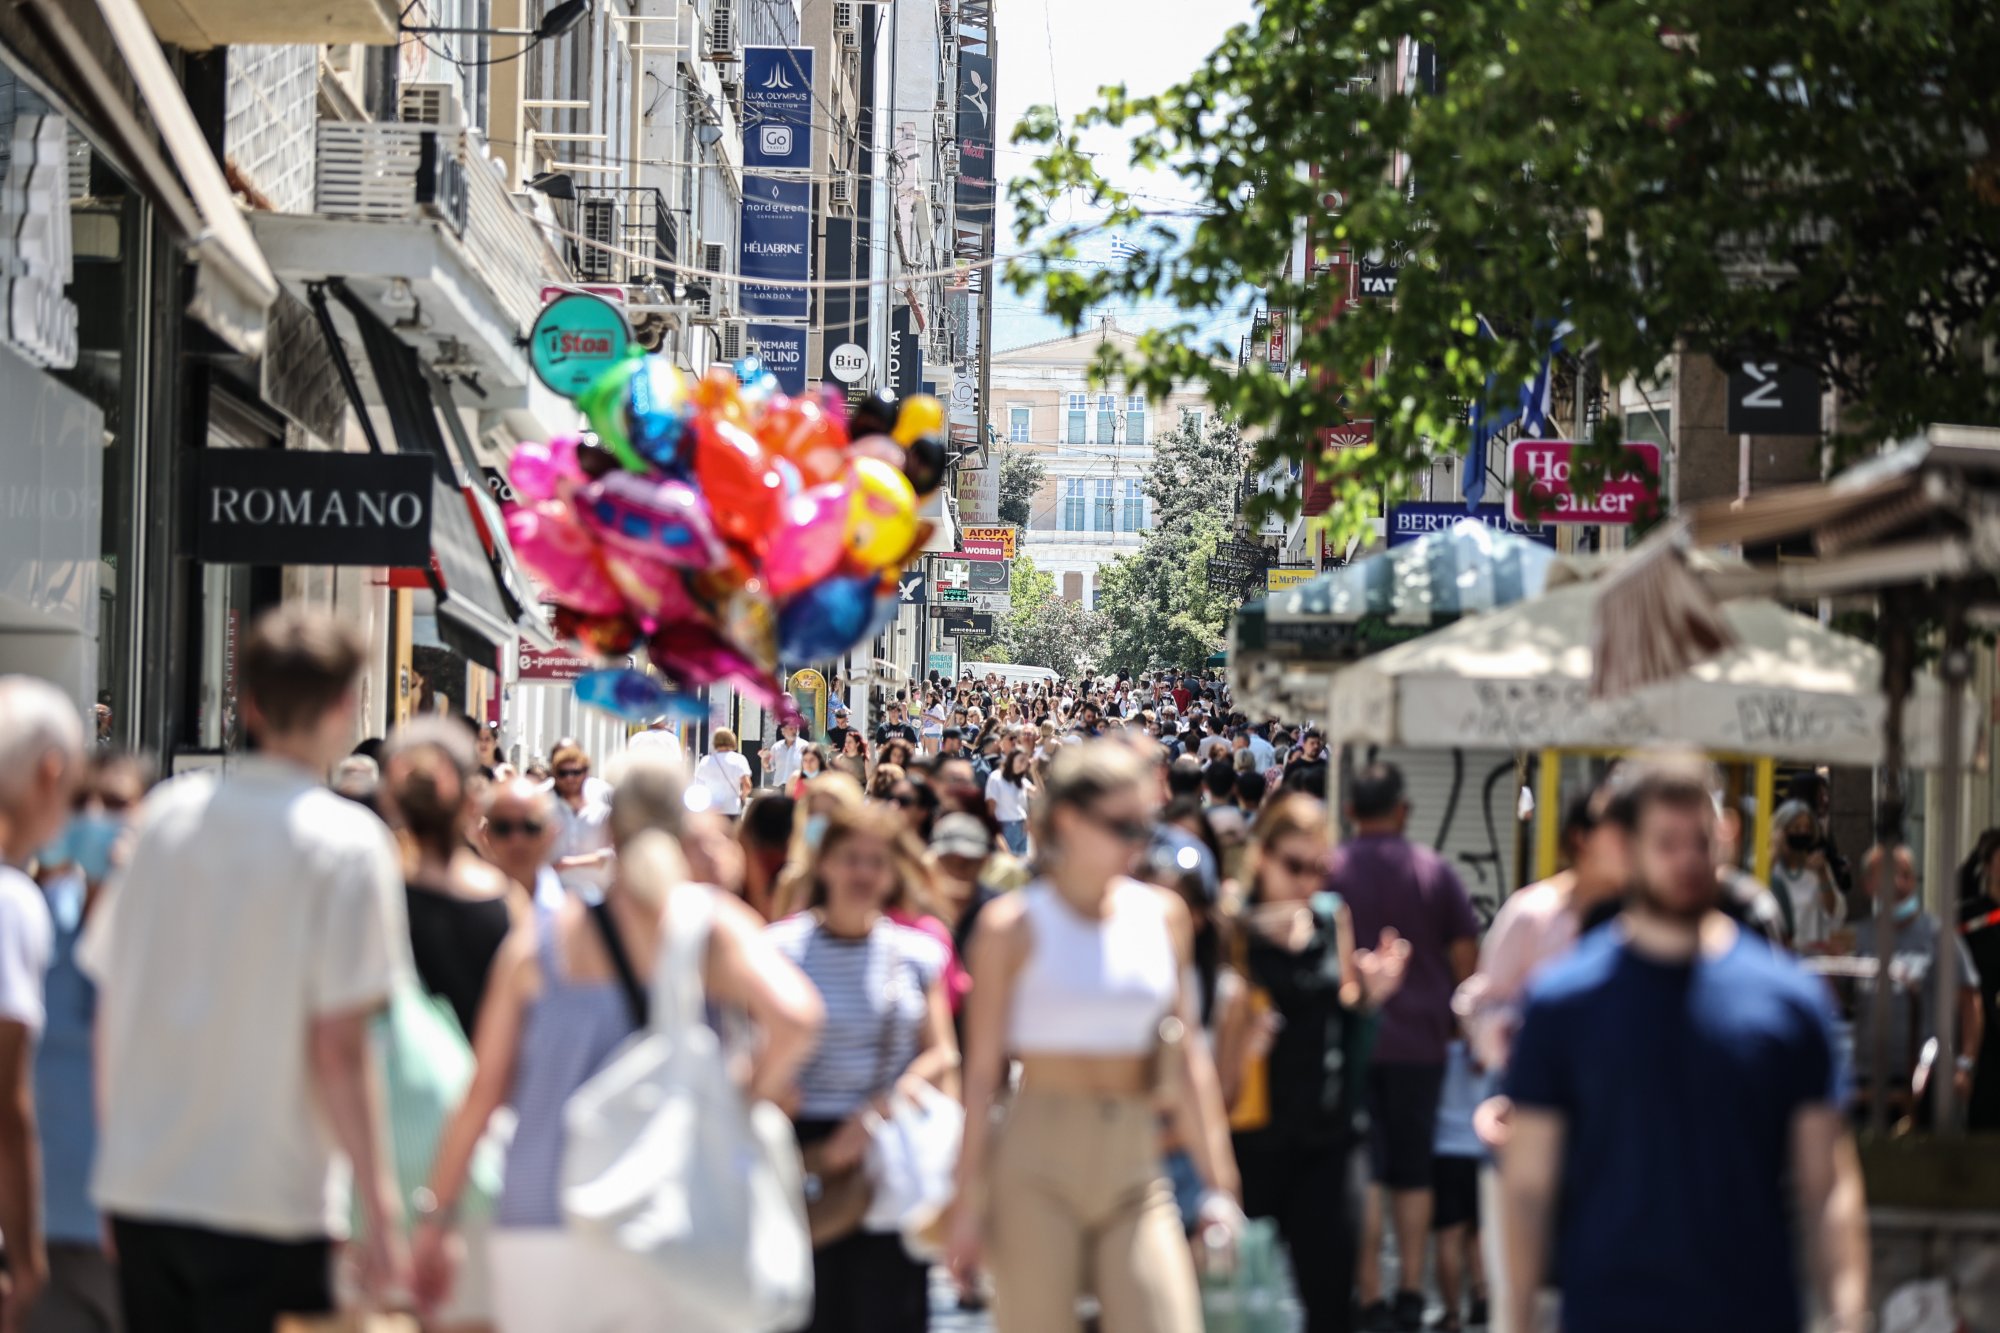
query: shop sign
927 651 958 678
940 610 995 638
896 571 927 604
1506 440 1662 526
528 292 631 397
966 559 1009 592
828 342 870 385
740 178 812 319
517 644 596 682
1357 253 1400 298
1725 359 1821 436
748 323 807 394
0 114 77 370
787 668 829 738
1264 566 1317 595
955 466 999 524
192 450 433 567
743 48 816 172
1388 502 1555 548
962 525 1016 559
968 592 1010 615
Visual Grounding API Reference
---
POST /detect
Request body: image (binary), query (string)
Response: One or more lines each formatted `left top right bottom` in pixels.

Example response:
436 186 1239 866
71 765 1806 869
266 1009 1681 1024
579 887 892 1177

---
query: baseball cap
930 813 993 860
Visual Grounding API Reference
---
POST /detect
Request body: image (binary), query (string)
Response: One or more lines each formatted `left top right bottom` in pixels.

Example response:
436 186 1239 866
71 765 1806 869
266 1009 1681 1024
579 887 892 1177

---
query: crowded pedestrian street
3 0 2000 1331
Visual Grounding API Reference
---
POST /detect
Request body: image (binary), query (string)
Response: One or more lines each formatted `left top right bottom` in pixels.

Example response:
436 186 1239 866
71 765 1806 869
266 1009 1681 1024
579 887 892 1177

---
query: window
1182 408 1205 434
1626 409 1671 447
1009 406 1031 443
1096 394 1118 444
1094 478 1115 531
1061 478 1086 530
1126 394 1146 446
1062 571 1084 602
1122 478 1146 531
1066 393 1087 444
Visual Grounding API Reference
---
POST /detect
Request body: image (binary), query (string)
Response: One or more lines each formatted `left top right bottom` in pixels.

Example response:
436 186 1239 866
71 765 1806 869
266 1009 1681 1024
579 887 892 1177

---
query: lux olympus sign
192 449 434 567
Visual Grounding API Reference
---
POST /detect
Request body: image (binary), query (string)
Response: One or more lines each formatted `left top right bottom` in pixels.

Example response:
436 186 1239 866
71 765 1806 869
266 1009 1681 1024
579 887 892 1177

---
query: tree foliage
956 554 1104 678
1096 417 1247 673
1009 0 2000 539
997 445 1047 528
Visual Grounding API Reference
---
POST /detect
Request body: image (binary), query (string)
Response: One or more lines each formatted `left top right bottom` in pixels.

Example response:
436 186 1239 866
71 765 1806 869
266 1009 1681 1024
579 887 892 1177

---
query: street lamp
403 0 590 42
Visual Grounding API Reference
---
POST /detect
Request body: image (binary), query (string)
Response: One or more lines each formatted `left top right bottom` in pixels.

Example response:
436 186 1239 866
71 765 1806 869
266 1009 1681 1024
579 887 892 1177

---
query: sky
988 0 1257 353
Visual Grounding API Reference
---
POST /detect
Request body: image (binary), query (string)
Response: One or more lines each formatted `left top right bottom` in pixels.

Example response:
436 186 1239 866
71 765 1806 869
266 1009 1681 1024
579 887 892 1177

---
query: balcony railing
569 186 677 286
1023 528 1147 545
314 120 569 332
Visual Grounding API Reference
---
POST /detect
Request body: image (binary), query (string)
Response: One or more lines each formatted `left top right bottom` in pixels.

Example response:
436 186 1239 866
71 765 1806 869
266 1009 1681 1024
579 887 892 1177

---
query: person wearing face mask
1768 800 1844 952
1841 844 1982 1126
35 748 150 1333
775 772 867 918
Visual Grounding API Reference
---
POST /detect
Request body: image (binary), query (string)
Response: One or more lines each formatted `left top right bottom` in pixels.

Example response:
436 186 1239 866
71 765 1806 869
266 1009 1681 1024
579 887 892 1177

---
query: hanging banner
742 47 815 172
740 177 811 319
954 38 995 214
888 306 922 402
748 323 807 394
1506 440 1663 526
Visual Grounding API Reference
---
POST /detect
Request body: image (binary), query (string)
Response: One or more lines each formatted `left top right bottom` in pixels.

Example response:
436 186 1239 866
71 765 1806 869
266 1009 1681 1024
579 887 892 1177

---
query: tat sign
1506 440 1663 526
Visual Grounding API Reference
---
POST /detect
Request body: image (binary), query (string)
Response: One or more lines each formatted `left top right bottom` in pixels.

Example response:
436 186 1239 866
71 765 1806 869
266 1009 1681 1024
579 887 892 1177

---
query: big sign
1506 440 1662 526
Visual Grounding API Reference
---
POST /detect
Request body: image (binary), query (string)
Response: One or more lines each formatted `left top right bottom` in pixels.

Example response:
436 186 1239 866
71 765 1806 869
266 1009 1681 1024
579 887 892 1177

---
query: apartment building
993 322 1210 606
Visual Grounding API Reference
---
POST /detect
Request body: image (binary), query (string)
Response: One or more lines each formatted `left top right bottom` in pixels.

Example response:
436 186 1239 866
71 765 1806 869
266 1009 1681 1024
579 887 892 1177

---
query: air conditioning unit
934 110 953 143
400 80 467 129
941 142 960 175
576 195 615 281
719 317 750 361
928 180 945 209
833 0 856 31
940 11 955 41
702 241 728 275
840 27 859 50
830 175 854 209
706 0 738 60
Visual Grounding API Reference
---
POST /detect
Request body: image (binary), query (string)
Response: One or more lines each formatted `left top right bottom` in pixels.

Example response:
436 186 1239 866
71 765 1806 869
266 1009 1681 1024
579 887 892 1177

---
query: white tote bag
562 882 814 1332
861 1078 964 1260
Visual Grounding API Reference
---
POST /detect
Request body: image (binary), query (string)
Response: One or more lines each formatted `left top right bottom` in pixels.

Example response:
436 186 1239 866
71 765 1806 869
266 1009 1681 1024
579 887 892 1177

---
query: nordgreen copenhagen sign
529 292 632 397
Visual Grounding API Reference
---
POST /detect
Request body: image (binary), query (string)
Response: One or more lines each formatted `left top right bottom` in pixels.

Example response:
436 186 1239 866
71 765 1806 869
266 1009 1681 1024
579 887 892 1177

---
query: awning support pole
1752 758 1776 885
1932 597 1969 1133
1536 749 1562 881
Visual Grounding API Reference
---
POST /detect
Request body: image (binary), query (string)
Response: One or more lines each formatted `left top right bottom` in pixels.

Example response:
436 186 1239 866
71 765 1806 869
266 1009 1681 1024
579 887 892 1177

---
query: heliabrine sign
740 178 812 320
961 525 1016 560
192 450 433 567
528 292 631 396
1506 440 1663 526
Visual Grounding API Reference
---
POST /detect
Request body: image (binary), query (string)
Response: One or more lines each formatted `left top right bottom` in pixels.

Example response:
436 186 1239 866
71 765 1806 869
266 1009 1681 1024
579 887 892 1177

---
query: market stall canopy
1329 577 1969 767
1231 520 1559 716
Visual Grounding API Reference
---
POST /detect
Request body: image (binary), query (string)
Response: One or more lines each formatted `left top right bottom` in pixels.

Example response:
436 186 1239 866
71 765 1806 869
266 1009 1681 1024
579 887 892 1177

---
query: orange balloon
762 395 851 486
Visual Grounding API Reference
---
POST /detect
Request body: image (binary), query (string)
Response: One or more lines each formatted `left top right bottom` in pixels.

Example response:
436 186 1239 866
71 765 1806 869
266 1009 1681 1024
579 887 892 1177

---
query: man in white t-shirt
624 717 685 769
0 677 80 1324
693 727 754 817
759 719 810 790
79 606 407 1330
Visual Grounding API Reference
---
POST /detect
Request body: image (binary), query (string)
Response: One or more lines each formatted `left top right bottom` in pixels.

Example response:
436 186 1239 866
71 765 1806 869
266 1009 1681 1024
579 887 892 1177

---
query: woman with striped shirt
767 803 961 1333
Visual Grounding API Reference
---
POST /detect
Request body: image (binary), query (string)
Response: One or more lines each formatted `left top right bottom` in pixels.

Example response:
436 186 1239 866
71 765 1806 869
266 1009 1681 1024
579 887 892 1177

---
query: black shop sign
192 449 434 567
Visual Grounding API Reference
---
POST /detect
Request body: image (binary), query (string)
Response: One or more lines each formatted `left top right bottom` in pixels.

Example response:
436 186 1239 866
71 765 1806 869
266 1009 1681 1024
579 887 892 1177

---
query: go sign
529 292 632 397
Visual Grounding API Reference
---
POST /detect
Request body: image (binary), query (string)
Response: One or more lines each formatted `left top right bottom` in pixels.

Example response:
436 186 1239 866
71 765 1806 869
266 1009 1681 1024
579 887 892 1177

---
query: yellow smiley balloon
845 456 920 569
892 394 945 446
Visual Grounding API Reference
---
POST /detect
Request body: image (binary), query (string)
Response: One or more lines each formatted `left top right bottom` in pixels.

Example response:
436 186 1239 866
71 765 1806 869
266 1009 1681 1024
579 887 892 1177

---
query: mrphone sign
1506 440 1662 526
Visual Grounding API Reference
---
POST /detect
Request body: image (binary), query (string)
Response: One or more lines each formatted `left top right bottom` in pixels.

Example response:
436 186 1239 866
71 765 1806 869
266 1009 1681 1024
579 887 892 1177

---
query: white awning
18 0 278 355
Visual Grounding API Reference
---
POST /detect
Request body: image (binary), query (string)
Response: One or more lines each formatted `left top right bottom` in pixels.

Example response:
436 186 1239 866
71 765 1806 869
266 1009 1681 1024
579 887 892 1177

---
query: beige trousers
986 1089 1202 1333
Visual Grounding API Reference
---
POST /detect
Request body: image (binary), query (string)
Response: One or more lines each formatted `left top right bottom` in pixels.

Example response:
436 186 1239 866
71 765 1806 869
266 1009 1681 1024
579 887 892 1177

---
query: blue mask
1893 894 1921 924
52 812 124 885
37 822 75 870
804 814 829 850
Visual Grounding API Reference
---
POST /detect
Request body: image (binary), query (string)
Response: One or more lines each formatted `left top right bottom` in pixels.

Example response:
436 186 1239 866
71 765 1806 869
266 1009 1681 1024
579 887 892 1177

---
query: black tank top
404 882 512 1039
1241 898 1362 1147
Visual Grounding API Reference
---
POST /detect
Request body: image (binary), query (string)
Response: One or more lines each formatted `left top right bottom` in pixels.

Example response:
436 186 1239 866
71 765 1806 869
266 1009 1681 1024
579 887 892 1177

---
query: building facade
992 321 1210 606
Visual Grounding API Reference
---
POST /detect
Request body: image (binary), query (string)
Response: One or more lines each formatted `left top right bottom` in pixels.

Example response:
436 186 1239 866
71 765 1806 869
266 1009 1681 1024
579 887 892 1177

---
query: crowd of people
0 610 1993 1333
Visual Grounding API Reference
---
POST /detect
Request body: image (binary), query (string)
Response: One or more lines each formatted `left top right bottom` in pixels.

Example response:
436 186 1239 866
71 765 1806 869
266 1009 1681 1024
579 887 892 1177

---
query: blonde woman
413 757 823 1333
949 740 1242 1332
766 804 960 1332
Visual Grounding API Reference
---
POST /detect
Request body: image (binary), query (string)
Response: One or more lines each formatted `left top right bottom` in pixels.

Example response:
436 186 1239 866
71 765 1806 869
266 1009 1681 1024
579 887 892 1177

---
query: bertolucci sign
191 449 434 567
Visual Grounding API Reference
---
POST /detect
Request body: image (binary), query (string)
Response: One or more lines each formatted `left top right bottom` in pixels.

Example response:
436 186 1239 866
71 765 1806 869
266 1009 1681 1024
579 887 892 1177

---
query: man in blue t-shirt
1502 755 1868 1333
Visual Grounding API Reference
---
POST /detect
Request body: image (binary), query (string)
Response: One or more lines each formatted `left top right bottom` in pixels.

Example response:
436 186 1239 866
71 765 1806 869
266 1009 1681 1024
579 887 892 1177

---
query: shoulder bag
563 882 813 1332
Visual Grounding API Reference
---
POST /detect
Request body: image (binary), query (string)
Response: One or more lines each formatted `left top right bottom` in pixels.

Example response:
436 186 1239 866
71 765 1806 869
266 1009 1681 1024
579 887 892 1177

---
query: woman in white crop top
948 740 1242 1333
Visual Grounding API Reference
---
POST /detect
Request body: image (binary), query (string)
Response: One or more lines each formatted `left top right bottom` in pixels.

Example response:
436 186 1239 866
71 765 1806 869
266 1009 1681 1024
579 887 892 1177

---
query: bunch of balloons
505 350 947 721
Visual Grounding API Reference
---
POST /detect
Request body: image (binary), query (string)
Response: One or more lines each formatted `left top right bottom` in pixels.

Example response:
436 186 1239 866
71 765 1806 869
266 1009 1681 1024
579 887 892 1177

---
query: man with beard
1501 755 1867 1333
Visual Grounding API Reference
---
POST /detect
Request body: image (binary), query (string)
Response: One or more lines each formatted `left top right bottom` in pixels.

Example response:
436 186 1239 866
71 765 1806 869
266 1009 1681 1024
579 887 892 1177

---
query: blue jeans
998 820 1028 856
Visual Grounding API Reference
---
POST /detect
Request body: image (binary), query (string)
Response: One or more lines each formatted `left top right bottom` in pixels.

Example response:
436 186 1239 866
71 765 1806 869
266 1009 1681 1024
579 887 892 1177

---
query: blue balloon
573 668 705 723
732 354 765 383
777 574 876 664
627 357 693 472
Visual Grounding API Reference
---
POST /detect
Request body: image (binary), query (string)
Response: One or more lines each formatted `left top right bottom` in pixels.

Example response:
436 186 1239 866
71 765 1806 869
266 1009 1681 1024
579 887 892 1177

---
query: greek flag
1519 319 1573 436
1109 236 1140 264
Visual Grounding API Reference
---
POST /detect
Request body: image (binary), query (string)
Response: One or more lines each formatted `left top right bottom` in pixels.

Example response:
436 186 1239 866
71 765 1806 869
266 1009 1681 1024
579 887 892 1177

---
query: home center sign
1506 439 1663 526
529 292 632 396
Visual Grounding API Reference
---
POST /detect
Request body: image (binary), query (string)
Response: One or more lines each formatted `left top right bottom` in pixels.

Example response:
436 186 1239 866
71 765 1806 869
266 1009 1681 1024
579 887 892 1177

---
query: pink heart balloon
764 483 853 599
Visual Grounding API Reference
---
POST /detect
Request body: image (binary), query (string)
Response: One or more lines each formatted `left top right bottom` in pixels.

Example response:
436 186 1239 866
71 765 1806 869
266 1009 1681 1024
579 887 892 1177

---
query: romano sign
191 450 433 567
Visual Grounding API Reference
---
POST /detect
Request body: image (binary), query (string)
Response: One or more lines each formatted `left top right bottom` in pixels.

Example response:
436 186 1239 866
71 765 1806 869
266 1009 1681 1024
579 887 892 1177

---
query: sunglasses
487 817 546 838
1273 853 1324 879
554 767 588 779
1083 808 1153 845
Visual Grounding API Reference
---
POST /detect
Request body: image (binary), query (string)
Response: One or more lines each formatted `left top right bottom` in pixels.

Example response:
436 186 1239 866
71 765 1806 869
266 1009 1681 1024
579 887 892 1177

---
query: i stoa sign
1506 440 1662 526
